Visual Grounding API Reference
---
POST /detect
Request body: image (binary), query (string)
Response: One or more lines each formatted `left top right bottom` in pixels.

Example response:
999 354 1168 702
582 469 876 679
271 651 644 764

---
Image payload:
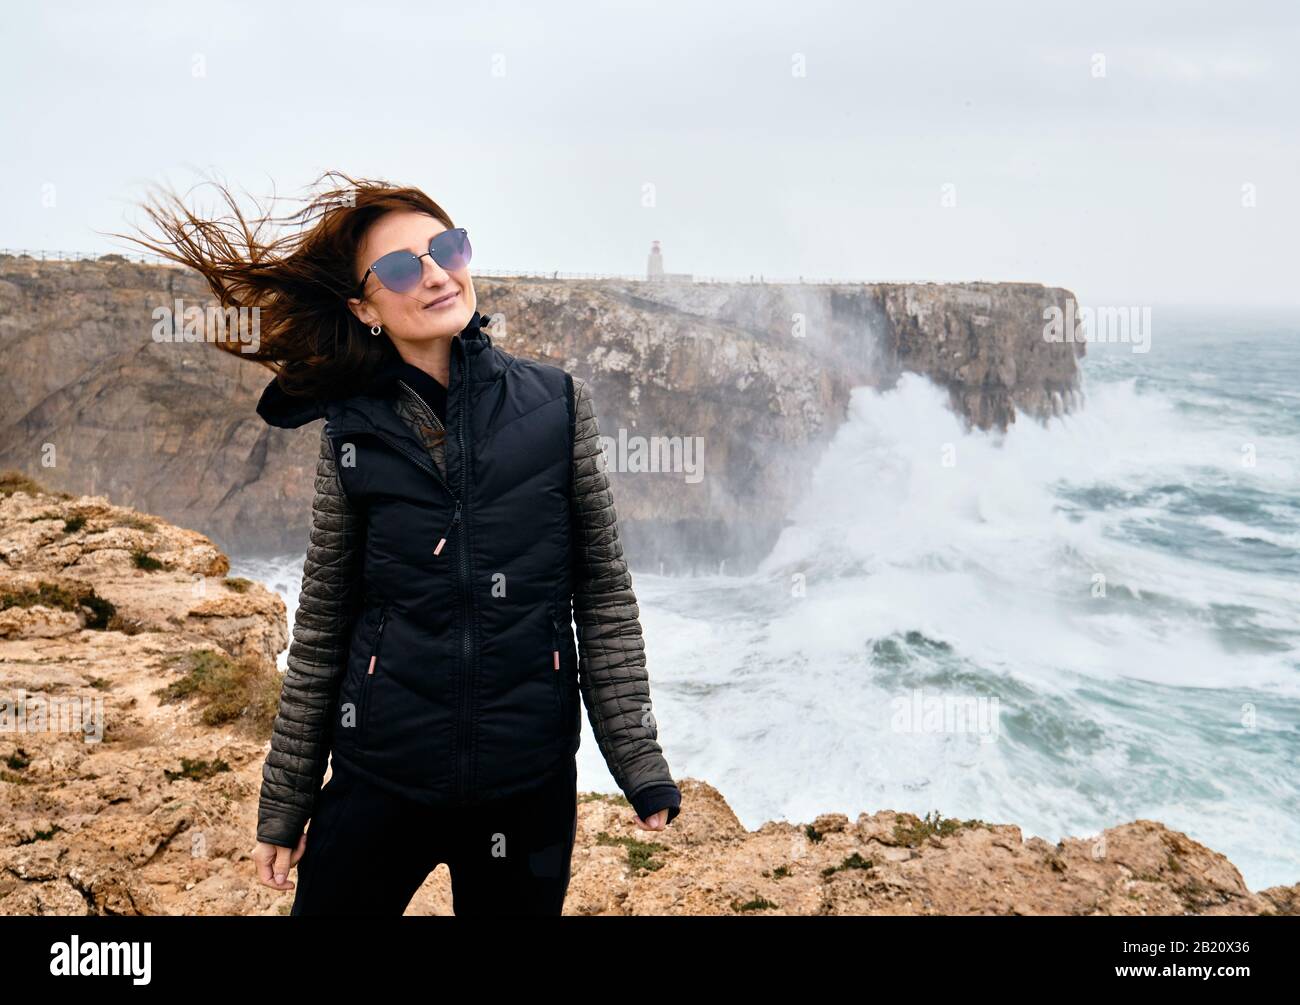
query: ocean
231 307 1300 891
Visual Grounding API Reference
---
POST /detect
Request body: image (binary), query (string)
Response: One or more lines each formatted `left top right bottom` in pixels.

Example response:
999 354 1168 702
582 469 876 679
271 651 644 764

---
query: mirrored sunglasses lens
430 229 471 271
373 252 423 292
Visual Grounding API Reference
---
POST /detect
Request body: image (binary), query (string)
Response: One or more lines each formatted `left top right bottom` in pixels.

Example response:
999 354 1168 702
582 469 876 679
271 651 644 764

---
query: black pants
290 755 578 916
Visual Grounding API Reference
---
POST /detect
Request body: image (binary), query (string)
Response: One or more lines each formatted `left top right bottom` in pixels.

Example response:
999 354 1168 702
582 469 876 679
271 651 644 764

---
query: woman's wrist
630 782 681 824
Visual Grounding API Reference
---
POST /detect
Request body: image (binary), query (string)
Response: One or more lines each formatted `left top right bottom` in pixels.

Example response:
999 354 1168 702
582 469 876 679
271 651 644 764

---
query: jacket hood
256 309 489 429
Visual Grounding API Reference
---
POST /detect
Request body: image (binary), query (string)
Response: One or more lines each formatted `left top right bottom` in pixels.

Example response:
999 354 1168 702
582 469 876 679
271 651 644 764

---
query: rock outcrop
0 256 1084 571
1 481 1292 916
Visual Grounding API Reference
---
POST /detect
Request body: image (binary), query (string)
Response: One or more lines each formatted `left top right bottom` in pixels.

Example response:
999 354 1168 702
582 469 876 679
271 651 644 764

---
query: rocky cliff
0 479 1293 916
0 256 1083 571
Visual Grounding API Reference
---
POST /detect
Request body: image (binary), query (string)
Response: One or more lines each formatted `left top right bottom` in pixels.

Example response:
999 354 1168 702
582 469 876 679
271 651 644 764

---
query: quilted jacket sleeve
256 423 364 847
569 375 681 825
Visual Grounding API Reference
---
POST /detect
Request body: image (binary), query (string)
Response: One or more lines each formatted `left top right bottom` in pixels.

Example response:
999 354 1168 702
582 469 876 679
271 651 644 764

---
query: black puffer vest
320 313 580 807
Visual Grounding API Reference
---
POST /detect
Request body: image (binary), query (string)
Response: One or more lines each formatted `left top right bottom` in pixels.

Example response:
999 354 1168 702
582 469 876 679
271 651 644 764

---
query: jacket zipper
549 601 563 717
454 337 474 802
549 602 561 671
434 502 461 556
395 379 463 559
361 606 387 749
367 608 388 675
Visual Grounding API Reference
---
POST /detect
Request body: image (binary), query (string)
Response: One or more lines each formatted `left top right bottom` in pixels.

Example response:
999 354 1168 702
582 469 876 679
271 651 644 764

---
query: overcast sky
3 0 1296 307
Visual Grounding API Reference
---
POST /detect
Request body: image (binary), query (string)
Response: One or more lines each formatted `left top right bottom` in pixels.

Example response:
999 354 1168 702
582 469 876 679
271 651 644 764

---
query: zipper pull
552 615 560 670
368 612 387 674
434 501 462 556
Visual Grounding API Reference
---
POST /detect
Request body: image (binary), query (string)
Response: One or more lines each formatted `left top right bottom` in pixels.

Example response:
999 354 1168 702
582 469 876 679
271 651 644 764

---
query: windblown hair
109 170 456 402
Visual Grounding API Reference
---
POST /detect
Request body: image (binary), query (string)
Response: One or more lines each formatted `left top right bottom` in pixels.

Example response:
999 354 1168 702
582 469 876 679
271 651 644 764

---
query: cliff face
872 283 1085 430
1 482 1292 916
0 257 1083 570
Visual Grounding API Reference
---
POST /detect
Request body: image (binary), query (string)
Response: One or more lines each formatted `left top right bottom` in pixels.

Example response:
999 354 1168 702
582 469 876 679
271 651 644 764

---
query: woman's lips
424 290 459 309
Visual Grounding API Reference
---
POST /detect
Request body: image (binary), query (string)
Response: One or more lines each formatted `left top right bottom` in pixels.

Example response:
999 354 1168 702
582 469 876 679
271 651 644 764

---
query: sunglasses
355 227 472 297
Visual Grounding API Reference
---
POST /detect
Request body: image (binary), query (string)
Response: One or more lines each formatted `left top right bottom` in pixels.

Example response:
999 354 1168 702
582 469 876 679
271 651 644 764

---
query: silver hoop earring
370 324 382 336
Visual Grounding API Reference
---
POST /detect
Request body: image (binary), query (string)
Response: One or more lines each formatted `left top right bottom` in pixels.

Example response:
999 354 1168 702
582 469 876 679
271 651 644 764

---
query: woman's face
348 210 476 344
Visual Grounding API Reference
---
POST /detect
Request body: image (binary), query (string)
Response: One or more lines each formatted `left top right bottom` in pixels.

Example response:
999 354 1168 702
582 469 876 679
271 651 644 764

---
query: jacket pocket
360 605 388 750
547 600 564 719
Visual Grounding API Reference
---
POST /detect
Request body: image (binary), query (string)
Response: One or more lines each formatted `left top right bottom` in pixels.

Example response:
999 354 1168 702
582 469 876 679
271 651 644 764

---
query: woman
119 172 681 915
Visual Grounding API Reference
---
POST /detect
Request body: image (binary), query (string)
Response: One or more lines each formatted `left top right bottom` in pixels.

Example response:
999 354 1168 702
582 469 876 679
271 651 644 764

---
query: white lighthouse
647 240 664 280
646 240 691 282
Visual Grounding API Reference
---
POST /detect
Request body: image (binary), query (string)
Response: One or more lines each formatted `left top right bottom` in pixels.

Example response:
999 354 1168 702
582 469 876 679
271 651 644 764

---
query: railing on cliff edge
0 249 977 287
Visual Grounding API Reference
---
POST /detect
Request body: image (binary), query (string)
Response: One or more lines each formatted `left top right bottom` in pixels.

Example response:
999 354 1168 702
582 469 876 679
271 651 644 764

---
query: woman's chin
394 310 471 343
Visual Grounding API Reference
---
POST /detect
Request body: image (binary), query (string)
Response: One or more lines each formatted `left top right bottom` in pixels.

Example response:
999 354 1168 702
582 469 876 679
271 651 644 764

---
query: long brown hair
109 170 457 402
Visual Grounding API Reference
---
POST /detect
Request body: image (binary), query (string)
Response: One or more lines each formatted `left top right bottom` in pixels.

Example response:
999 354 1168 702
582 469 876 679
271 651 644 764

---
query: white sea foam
756 374 1299 693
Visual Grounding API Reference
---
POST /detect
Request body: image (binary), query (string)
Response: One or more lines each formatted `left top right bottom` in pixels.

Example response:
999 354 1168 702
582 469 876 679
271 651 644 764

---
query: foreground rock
1 481 1292 916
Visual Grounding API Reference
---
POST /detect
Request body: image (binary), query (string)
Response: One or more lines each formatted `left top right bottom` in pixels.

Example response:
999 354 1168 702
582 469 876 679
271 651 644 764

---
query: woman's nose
419 253 450 285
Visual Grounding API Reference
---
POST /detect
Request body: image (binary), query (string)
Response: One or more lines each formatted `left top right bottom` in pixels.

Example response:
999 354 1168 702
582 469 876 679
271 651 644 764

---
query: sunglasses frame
354 227 471 298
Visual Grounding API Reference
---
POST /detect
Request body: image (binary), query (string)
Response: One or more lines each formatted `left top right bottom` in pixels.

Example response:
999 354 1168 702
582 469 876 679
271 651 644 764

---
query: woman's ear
347 296 379 329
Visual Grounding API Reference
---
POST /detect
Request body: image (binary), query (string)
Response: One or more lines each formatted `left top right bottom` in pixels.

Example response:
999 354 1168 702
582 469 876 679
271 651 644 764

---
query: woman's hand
254 831 308 891
634 809 671 832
